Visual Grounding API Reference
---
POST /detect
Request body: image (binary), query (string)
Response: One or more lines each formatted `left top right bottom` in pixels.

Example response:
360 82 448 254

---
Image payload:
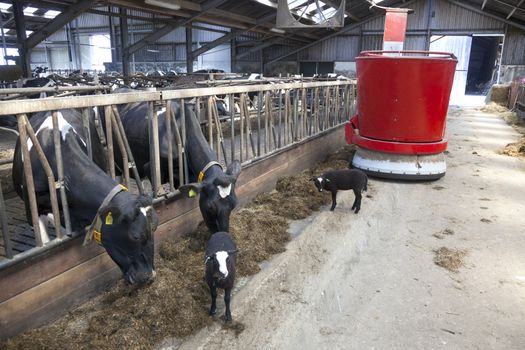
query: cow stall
0 78 355 338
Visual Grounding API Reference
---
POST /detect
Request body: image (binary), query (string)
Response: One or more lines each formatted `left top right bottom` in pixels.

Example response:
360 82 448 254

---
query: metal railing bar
109 113 130 189
16 114 43 247
104 106 116 180
165 102 175 192
51 111 71 237
230 94 235 164
149 101 162 196
0 82 354 116
81 108 93 160
21 114 62 243
111 106 144 195
256 91 262 157
168 102 184 189
181 99 190 183
0 85 110 95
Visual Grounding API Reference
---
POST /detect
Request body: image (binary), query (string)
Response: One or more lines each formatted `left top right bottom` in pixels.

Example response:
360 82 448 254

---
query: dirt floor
3 103 525 349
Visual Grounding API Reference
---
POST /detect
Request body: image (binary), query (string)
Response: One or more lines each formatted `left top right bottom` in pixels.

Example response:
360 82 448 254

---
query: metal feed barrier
0 80 356 268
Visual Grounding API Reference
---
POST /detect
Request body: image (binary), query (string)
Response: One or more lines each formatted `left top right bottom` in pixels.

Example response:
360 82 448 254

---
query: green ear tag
188 189 196 198
105 212 113 225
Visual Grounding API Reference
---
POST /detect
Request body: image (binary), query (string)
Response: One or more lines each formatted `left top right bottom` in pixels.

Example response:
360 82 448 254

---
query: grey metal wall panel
431 0 504 31
362 16 384 31
76 12 112 28
502 28 525 65
193 22 230 42
157 27 187 43
360 35 382 51
297 36 360 61
47 30 67 42
404 35 426 50
407 0 429 30
236 46 262 61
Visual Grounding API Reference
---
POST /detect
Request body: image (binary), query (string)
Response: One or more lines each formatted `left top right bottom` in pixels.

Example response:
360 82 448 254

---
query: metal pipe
229 94 235 163
104 106 116 180
239 93 245 163
165 101 175 192
51 111 71 237
17 115 42 246
257 91 262 157
264 91 269 154
110 114 130 189
180 99 190 183
81 108 93 160
278 89 282 148
207 96 214 151
150 102 161 196
23 116 62 242
0 179 13 259
111 106 144 195
168 102 184 188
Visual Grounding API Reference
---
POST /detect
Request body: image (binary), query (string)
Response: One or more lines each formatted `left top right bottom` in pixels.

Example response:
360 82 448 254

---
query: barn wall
25 0 525 77
287 0 517 70
0 125 347 340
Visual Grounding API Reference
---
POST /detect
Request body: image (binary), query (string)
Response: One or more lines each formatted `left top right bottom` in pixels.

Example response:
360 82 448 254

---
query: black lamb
205 231 237 322
312 169 368 213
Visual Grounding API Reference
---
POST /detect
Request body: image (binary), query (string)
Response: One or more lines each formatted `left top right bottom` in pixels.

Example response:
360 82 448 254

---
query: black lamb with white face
205 231 237 322
313 169 368 213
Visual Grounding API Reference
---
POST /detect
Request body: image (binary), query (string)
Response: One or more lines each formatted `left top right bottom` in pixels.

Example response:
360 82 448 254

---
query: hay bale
485 84 510 106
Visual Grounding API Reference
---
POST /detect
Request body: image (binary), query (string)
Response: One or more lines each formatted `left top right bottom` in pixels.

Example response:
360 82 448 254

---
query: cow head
98 195 159 285
179 161 241 233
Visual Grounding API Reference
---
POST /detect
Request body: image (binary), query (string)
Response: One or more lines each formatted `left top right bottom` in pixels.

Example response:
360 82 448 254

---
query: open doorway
465 35 503 95
429 34 503 105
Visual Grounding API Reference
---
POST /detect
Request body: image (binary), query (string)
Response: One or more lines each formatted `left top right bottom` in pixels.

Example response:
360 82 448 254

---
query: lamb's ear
179 183 203 198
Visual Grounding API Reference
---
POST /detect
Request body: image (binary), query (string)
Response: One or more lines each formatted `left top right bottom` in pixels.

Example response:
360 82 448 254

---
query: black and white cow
111 90 241 233
12 109 158 285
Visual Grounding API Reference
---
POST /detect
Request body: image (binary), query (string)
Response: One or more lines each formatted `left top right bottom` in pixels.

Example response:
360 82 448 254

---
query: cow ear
226 160 241 180
100 206 122 225
179 183 203 198
136 194 153 208
310 176 317 181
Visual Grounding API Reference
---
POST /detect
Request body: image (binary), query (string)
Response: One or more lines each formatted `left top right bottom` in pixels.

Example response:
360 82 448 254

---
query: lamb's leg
224 287 232 322
209 285 218 316
330 191 337 211
353 189 362 214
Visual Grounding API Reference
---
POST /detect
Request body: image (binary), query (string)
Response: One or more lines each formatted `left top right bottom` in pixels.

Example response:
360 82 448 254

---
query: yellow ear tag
188 189 197 198
198 171 205 183
105 212 113 225
93 229 102 245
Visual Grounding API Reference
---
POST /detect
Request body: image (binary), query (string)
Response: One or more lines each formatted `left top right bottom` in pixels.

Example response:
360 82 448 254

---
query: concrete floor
170 105 525 350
